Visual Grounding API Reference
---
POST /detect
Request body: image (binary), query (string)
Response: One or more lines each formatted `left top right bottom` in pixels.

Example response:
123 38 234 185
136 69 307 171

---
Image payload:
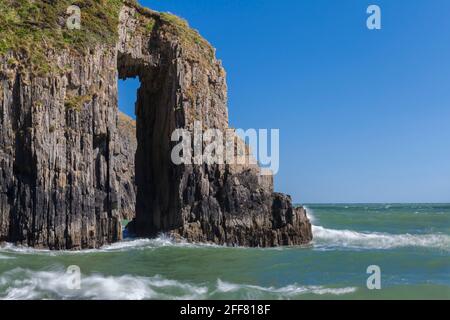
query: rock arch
0 1 312 249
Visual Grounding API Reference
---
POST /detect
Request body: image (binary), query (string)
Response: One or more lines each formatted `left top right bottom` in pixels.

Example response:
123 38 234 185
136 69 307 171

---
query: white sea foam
0 243 54 255
0 238 170 254
95 235 226 252
97 238 168 251
0 267 356 300
0 235 224 256
2 226 448 255
216 279 356 298
312 225 450 250
303 206 317 224
0 268 208 300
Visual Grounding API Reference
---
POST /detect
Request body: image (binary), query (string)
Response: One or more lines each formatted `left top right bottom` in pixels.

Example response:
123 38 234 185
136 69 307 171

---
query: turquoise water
0 204 449 299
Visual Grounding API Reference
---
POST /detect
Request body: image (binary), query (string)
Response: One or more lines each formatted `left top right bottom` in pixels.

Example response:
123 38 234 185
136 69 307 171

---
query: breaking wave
0 268 356 300
312 225 450 251
0 268 208 300
304 206 317 224
215 279 357 298
0 235 223 256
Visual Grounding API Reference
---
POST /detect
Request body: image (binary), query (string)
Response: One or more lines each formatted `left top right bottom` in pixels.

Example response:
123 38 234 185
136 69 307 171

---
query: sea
0 204 449 300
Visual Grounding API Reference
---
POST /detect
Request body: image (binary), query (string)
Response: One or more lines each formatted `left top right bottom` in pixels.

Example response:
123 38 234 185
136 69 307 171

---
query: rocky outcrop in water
0 0 312 249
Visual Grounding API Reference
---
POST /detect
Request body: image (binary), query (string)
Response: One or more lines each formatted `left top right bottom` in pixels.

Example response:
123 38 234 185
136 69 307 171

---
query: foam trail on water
312 225 450 250
0 243 56 256
0 268 357 300
0 268 208 300
215 279 356 298
0 254 15 260
0 235 224 256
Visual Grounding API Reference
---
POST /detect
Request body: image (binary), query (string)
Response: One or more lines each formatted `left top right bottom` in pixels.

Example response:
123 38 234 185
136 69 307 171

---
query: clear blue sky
119 0 450 203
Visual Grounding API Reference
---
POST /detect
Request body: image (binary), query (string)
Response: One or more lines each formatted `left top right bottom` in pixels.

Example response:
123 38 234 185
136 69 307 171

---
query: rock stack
0 0 312 249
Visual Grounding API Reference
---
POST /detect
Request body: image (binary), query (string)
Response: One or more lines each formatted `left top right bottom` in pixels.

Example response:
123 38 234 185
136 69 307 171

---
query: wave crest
216 279 356 298
0 268 356 300
0 235 223 256
303 206 317 224
0 268 207 300
312 225 450 250
0 254 15 260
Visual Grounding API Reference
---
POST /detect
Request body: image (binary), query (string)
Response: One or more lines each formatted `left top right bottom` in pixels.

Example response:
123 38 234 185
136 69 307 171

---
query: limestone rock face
0 1 312 249
115 112 137 221
0 46 121 249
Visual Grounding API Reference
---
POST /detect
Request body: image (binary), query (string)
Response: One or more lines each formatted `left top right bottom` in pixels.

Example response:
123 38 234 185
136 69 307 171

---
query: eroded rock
0 1 312 249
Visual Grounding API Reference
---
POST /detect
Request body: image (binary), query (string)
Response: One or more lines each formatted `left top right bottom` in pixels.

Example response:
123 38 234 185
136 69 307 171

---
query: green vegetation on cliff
0 0 215 75
0 0 124 75
0 0 124 53
159 12 215 61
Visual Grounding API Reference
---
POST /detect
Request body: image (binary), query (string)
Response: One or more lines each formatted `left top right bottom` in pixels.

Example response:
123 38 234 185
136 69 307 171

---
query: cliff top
0 0 215 75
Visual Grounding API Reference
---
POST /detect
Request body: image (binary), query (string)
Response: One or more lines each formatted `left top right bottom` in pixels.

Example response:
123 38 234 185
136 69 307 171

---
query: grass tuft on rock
64 94 92 111
0 0 124 74
0 0 216 75
159 12 215 62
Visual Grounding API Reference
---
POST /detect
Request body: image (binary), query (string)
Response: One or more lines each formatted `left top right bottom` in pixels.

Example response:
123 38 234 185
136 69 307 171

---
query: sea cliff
0 0 312 249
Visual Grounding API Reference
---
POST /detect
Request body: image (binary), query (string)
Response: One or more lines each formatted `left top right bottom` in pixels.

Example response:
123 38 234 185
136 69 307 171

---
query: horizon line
295 202 450 205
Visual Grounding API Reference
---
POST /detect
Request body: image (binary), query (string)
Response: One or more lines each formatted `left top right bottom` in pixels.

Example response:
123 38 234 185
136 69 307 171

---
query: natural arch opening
116 77 138 225
117 51 184 237
111 4 312 247
118 77 139 120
